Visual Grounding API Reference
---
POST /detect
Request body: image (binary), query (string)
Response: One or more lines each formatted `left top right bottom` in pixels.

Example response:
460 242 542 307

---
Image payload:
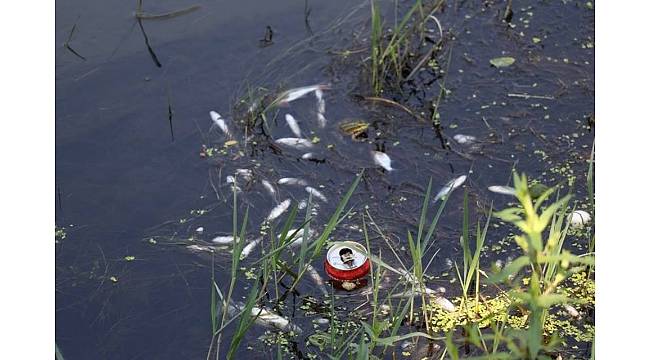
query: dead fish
564 304 581 318
240 237 263 259
453 134 477 145
284 114 303 138
315 88 324 102
267 199 291 222
226 175 236 184
229 302 302 333
261 179 277 198
235 168 253 181
305 186 328 203
371 151 394 171
212 235 235 244
306 264 329 296
315 90 326 113
568 210 591 228
278 177 308 186
317 113 327 128
276 84 330 104
488 185 516 196
433 296 456 312
275 137 314 150
186 244 215 253
196 227 204 234
301 152 316 160
209 111 230 136
434 175 467 202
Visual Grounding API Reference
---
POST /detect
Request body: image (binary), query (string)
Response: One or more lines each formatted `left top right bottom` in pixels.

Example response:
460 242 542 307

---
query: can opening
338 247 355 267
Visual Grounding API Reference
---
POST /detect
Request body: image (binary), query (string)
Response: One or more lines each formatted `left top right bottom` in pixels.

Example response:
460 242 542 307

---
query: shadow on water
56 0 594 359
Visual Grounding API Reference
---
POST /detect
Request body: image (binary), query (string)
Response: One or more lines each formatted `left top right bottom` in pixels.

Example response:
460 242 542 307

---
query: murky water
56 1 594 359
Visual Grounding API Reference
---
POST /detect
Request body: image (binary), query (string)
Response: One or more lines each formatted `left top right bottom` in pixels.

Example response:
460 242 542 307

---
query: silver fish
229 302 302 333
301 152 316 160
186 244 215 253
235 168 253 181
267 199 291 222
240 237 263 259
275 138 314 150
261 179 277 198
391 287 456 312
306 264 329 296
284 114 303 138
278 177 308 186
434 175 467 202
209 111 230 136
453 134 477 145
315 90 326 113
212 235 235 244
277 84 330 104
371 151 394 171
488 185 516 196
317 112 327 128
226 175 236 184
305 186 328 203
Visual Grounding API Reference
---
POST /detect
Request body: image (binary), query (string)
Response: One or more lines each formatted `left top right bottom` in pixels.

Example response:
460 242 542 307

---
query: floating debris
275 84 330 105
568 210 591 228
453 134 477 145
305 186 328 202
488 185 516 196
267 199 291 222
240 237 263 259
434 175 467 202
226 175 236 184
301 152 316 160
209 111 230 136
284 114 303 138
212 235 236 244
371 151 394 171
275 137 314 150
489 56 516 68
195 227 204 234
306 264 329 296
564 304 581 318
278 177 308 186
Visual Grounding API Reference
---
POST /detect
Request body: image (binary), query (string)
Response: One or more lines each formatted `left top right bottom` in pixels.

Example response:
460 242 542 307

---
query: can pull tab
339 247 355 268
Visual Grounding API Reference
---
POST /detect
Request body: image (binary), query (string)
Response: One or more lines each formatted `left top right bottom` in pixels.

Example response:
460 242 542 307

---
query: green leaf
536 294 568 308
489 256 529 283
490 57 516 68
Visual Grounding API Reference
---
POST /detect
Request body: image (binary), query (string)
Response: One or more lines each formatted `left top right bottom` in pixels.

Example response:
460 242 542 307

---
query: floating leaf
224 140 238 147
490 56 516 68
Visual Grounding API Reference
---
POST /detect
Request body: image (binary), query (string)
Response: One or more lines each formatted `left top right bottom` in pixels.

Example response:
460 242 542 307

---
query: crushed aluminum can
324 241 371 290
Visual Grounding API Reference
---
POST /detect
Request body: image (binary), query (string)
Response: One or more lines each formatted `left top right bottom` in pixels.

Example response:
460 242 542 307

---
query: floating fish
453 134 477 145
305 186 328 203
240 237 263 259
306 264 329 296
226 175 236 184
315 88 324 102
284 114 303 138
275 138 314 150
267 199 291 222
261 179 277 198
434 175 467 202
568 210 591 228
229 302 302 333
195 227 204 234
186 244 215 253
278 177 308 186
276 84 330 105
212 235 236 244
564 304 581 318
390 287 455 312
209 111 230 136
371 151 394 171
317 113 327 128
488 185 516 196
235 168 253 181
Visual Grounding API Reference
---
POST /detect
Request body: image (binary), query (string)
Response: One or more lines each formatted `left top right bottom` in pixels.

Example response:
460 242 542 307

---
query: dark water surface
56 1 594 359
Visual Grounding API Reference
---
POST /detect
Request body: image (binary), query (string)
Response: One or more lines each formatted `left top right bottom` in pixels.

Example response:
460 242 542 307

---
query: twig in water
137 18 162 67
507 93 555 100
356 95 426 123
135 5 201 20
304 0 314 36
166 87 174 142
259 26 274 47
64 22 86 61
